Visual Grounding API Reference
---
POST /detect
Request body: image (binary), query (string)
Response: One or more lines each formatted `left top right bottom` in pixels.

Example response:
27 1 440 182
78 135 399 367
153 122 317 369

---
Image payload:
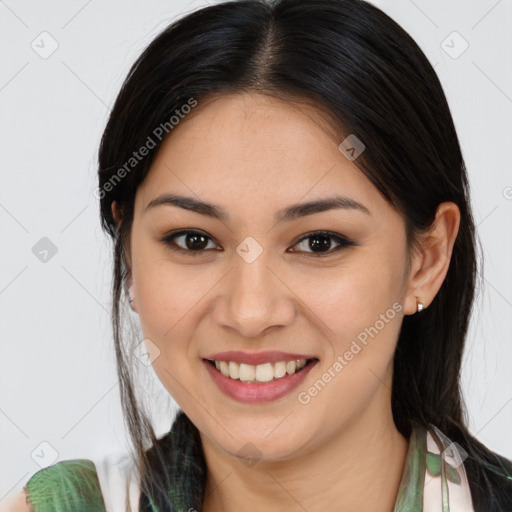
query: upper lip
203 351 318 365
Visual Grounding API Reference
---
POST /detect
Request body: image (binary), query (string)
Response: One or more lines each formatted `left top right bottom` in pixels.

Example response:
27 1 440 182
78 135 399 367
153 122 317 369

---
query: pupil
310 234 331 252
186 233 208 250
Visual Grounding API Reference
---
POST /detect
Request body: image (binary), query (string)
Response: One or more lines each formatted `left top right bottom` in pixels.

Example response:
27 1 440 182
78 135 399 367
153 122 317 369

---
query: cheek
131 252 211 405
137 267 188 334
130 230 207 332
292 256 405 429
294 250 405 347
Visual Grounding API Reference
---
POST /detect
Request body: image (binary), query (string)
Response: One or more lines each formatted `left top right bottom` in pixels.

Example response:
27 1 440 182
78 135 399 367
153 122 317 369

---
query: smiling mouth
205 357 319 384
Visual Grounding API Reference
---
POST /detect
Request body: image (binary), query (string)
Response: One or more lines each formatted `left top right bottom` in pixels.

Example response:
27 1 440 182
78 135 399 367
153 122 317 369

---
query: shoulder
94 451 141 512
23 459 107 512
465 448 512 511
0 459 106 512
0 489 31 512
423 423 512 512
17 453 140 512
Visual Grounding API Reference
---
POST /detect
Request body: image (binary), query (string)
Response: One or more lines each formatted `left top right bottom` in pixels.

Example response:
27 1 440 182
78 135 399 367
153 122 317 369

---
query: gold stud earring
416 297 425 313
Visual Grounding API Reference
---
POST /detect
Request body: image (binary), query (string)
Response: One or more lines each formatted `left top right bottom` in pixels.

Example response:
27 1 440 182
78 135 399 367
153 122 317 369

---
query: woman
6 0 512 510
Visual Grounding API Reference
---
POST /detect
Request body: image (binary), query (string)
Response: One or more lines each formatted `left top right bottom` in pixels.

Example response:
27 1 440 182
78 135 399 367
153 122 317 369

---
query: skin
112 92 460 512
0 491 31 512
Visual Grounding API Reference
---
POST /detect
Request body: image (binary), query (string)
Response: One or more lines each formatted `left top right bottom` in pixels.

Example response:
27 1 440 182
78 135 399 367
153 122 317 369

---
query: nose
212 251 296 339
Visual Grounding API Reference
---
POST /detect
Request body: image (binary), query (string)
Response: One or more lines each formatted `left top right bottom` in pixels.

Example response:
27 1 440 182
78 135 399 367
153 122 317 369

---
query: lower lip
203 359 318 403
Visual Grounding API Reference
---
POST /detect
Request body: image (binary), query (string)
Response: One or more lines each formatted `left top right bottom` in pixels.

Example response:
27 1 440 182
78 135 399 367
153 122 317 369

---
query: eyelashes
159 229 356 258
161 230 219 256
289 230 355 256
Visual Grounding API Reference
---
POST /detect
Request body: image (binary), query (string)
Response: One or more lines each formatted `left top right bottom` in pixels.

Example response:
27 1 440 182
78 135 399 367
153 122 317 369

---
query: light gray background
1 0 511 502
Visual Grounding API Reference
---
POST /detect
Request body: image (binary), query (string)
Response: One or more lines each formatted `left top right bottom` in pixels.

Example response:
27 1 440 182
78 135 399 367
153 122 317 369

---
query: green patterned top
22 414 489 512
25 460 105 512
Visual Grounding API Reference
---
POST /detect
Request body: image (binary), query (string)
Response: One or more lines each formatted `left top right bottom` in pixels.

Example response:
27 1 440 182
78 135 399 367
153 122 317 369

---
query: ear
111 201 137 311
111 200 132 265
111 200 122 230
128 282 138 313
403 201 460 315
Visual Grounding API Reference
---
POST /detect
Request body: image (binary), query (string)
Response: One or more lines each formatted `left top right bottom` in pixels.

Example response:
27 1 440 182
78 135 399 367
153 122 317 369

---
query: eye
161 229 354 258
289 230 355 257
160 229 220 256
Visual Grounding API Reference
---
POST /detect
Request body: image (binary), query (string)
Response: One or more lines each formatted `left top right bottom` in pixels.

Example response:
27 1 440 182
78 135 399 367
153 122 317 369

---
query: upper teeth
214 359 308 383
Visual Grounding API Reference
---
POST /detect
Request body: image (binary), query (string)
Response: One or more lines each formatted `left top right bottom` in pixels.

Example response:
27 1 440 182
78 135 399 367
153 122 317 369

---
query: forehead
137 93 387 220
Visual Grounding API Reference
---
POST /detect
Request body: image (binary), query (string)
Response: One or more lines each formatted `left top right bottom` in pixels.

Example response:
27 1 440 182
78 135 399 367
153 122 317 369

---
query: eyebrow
145 193 371 223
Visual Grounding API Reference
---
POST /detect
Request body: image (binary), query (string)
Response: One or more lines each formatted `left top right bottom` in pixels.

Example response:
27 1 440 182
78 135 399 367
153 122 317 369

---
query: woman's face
128 92 415 462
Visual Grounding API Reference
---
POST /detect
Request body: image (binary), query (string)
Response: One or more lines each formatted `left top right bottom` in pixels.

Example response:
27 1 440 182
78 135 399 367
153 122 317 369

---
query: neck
200 394 410 512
